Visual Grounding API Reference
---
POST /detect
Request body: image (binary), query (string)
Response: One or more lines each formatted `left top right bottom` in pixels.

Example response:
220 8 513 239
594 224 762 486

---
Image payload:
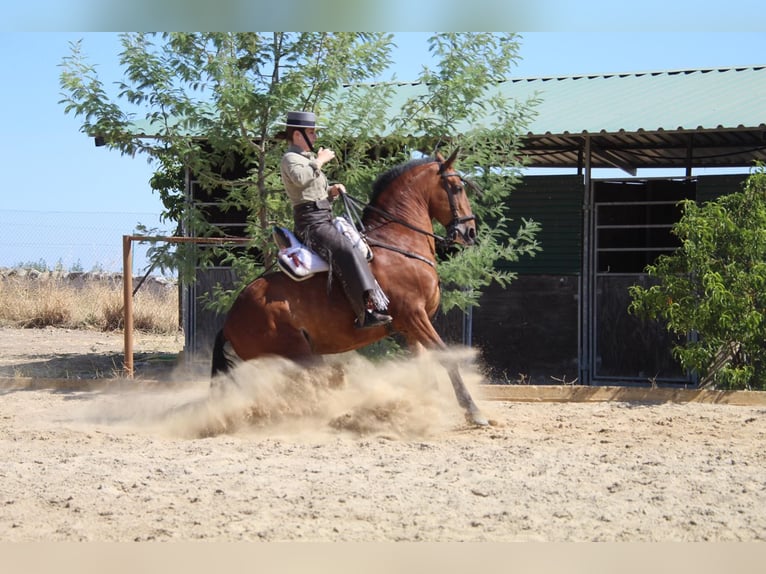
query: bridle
340 159 479 267
438 165 478 245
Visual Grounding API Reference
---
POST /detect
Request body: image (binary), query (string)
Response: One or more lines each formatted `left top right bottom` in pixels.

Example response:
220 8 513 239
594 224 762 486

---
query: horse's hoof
466 411 490 426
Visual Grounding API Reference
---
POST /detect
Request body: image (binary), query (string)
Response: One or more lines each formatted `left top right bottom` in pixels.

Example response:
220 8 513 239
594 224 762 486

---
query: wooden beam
591 144 637 176
4 379 765 407
479 384 766 406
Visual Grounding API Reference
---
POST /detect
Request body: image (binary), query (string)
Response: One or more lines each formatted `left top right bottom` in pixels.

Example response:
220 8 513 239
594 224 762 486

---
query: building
123 66 766 386
453 66 766 385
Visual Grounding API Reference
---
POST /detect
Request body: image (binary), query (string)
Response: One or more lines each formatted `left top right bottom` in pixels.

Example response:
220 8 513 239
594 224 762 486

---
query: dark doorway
591 179 695 383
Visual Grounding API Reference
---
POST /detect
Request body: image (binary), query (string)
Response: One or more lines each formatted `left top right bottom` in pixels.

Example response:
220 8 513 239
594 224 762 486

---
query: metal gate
588 178 694 385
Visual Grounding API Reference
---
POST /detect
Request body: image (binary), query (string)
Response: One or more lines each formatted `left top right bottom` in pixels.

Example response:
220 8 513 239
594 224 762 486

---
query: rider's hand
328 183 346 200
316 147 335 168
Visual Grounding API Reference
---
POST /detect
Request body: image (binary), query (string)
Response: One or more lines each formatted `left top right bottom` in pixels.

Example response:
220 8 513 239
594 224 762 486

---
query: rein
339 192 438 267
341 192 445 242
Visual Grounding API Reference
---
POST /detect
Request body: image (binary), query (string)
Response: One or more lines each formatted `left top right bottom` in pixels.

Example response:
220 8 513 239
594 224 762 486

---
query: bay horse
211 149 489 426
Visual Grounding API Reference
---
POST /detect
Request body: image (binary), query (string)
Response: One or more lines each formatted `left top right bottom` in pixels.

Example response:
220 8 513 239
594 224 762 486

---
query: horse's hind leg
210 330 240 391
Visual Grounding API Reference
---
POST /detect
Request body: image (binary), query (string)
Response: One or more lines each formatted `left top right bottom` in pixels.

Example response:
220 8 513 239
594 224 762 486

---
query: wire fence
0 209 176 276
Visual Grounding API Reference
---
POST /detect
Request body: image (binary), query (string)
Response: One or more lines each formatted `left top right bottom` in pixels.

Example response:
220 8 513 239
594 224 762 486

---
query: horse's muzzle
449 222 477 246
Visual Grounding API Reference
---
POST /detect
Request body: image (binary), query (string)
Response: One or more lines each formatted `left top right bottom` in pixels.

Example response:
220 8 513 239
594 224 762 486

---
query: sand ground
1 327 765 541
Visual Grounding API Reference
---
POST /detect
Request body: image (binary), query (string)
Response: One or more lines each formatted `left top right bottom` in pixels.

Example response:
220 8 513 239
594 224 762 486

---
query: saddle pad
273 218 372 281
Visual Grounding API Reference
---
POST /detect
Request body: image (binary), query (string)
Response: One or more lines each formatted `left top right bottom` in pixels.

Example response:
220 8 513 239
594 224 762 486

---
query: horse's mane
369 157 436 205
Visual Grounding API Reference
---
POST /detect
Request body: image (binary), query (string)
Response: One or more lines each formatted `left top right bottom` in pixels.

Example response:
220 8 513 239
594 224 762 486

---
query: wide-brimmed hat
279 110 324 129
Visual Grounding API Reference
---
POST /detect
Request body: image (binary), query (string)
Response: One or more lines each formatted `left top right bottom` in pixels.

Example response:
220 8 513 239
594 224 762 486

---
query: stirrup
355 310 392 329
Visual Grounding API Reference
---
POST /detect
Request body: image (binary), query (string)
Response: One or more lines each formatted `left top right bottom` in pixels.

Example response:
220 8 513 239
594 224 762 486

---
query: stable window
594 179 694 275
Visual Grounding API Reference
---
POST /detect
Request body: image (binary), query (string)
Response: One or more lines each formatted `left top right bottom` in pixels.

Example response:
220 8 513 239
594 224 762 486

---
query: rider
279 110 392 329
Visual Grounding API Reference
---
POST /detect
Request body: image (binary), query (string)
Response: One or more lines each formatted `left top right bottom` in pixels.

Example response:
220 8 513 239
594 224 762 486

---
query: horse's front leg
445 361 488 426
408 334 489 427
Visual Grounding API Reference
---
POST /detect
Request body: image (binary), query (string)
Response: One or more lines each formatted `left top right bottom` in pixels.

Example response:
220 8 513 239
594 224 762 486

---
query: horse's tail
210 329 234 380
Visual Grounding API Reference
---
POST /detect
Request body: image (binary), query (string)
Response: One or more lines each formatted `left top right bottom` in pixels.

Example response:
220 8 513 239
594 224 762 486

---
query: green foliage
59 32 540 325
10 259 89 273
356 336 405 362
438 218 541 312
13 259 50 272
629 166 766 389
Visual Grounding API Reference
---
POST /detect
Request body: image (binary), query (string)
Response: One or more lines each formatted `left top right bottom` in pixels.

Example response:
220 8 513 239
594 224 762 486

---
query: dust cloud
74 348 485 441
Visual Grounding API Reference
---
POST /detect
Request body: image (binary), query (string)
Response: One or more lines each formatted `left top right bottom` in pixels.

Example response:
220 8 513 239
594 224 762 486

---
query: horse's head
433 149 477 246
365 150 478 250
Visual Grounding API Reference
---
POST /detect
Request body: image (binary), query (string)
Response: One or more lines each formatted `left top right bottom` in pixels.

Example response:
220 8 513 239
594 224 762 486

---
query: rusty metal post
122 235 134 378
117 234 249 377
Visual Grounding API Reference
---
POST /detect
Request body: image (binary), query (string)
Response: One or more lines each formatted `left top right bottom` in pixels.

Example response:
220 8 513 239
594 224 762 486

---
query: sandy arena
1 327 765 542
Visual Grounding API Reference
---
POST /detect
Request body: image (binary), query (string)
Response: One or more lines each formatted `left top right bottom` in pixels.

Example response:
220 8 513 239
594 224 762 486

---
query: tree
628 166 766 390
59 32 539 317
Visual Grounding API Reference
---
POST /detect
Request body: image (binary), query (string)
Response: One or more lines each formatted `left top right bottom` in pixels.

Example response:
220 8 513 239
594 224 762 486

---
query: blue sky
1 32 765 272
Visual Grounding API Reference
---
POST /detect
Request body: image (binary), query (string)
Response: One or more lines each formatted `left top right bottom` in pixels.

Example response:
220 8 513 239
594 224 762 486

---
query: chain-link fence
0 209 176 276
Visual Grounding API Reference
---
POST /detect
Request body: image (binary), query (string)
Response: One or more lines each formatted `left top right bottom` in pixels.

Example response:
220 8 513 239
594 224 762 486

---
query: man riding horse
213 132 487 425
279 110 392 329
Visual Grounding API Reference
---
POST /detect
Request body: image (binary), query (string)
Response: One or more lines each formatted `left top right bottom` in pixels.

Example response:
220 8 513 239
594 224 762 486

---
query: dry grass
0 274 179 334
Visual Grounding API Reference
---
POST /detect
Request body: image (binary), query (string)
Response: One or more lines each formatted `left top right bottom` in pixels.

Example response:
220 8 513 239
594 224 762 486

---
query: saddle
273 217 373 282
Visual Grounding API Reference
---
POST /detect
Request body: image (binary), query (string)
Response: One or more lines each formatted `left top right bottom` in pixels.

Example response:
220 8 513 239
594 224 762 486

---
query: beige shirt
280 144 330 206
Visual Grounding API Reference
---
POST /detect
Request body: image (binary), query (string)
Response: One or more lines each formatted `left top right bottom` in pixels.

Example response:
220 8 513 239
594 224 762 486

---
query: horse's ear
439 148 460 173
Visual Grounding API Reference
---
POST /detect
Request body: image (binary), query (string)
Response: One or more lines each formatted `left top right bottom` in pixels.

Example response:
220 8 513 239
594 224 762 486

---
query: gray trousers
293 203 375 321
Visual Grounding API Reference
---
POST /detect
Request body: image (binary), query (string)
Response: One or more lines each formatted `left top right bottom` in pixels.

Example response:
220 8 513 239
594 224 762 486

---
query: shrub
0 271 179 335
629 166 766 390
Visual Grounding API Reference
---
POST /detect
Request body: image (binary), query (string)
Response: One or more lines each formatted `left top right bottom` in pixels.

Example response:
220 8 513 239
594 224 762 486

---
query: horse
210 149 489 426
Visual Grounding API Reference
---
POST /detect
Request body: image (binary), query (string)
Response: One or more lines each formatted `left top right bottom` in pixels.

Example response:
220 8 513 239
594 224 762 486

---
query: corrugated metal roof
359 66 766 170
120 66 766 171
501 66 766 134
